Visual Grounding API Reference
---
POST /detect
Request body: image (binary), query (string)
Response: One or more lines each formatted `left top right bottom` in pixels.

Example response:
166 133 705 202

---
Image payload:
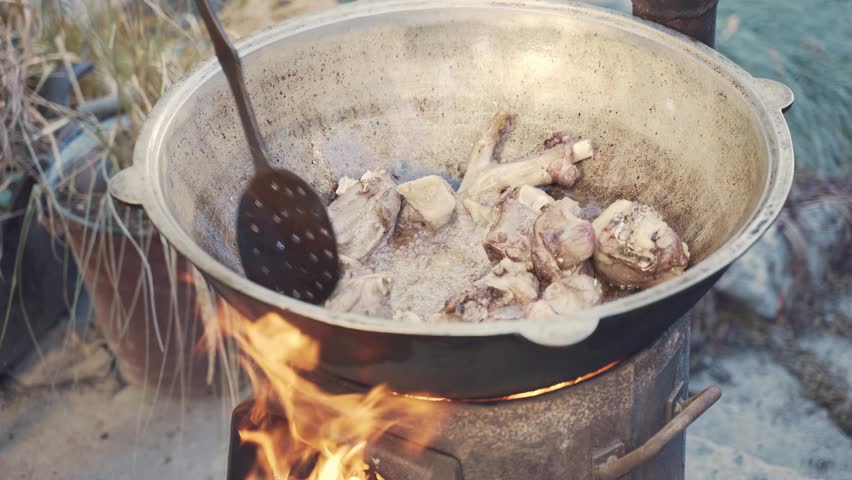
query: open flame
216 302 446 480
196 271 621 479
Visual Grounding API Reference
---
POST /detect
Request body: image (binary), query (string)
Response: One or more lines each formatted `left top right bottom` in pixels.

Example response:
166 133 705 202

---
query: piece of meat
458 112 513 194
482 189 539 266
461 140 593 224
525 272 603 320
482 186 555 266
592 200 690 289
531 198 596 285
325 271 393 317
337 254 371 278
443 259 539 322
328 170 401 261
396 175 457 231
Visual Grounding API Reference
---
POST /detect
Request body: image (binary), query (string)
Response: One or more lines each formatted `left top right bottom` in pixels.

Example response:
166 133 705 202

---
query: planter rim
42 115 154 236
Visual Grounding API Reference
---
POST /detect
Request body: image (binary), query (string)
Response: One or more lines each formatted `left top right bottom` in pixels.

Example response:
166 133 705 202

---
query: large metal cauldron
111 0 794 399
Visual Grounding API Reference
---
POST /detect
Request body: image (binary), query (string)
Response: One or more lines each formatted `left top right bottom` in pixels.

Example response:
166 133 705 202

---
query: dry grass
219 0 337 39
2 0 339 399
31 0 211 171
0 1 59 185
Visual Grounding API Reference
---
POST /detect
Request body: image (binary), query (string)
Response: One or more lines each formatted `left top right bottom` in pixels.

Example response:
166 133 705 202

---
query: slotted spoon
194 0 340 304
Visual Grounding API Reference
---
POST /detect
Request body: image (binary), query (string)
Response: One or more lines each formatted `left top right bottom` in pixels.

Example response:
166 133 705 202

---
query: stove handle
594 385 722 480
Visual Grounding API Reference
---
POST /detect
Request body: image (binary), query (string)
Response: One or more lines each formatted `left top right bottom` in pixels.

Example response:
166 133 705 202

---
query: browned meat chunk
325 272 393 317
592 200 690 289
443 259 539 322
525 272 603 320
325 255 393 317
482 187 550 266
328 170 401 261
531 198 596 285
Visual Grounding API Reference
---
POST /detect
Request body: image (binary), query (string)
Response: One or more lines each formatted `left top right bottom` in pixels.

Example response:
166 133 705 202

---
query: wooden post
633 0 719 47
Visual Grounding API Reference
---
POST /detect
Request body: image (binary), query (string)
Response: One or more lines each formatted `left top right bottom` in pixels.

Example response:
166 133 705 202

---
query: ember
399 360 620 404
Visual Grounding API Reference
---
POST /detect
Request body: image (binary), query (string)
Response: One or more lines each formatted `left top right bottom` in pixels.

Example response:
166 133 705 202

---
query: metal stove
227 315 720 479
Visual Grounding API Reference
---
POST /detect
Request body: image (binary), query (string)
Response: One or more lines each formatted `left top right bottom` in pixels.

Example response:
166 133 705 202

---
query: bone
461 144 584 224
458 111 513 194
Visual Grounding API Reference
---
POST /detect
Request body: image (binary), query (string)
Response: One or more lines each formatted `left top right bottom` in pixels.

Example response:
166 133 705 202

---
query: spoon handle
194 0 271 172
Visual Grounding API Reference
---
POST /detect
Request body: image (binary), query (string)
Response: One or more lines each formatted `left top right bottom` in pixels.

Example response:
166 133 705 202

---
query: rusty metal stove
226 314 720 480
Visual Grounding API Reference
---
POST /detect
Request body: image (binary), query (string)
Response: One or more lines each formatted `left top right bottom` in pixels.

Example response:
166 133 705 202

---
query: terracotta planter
40 117 228 395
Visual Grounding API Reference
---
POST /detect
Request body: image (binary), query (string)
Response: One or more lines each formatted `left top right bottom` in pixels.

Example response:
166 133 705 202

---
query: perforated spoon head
195 0 340 304
237 170 340 304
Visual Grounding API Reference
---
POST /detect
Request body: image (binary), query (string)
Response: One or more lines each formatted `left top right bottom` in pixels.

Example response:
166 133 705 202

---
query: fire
201 273 619 479
216 302 445 480
400 360 620 404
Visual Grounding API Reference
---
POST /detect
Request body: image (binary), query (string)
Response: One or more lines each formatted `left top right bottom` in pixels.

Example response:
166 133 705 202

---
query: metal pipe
633 0 719 47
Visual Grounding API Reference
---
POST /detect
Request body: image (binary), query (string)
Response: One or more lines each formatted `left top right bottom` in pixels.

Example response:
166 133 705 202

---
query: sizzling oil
364 204 491 318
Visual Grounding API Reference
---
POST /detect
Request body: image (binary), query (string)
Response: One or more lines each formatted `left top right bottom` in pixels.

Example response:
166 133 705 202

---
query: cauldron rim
117 0 794 348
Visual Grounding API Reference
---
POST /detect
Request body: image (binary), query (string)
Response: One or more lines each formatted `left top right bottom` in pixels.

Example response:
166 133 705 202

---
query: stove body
228 315 692 480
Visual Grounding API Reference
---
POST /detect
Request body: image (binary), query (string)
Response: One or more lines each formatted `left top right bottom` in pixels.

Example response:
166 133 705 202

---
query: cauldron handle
753 77 795 113
594 385 722 480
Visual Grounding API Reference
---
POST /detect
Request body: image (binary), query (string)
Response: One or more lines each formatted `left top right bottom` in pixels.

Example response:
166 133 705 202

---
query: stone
793 201 852 282
689 352 852 479
687 435 817 480
713 223 794 318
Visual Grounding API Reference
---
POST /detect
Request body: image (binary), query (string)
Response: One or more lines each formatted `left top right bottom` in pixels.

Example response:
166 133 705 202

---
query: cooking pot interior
160 6 767 302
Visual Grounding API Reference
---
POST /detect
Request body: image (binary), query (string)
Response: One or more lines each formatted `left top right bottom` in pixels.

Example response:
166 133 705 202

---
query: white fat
571 139 594 162
592 199 633 235
397 175 457 230
336 176 360 195
516 185 555 212
360 169 388 182
393 310 423 323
